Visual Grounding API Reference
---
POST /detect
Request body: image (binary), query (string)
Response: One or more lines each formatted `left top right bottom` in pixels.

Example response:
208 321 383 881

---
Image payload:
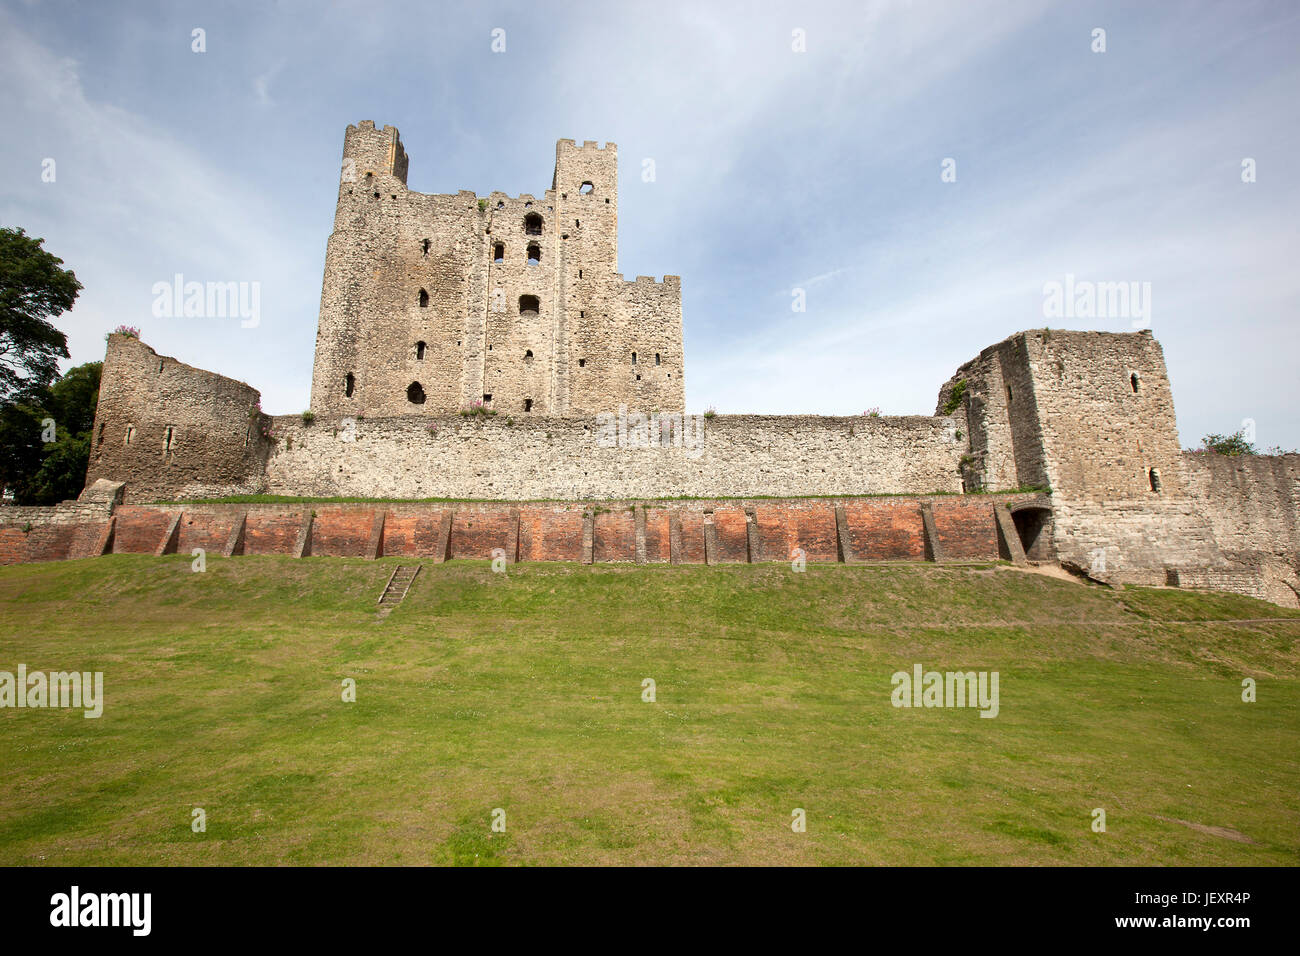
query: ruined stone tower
309 122 685 418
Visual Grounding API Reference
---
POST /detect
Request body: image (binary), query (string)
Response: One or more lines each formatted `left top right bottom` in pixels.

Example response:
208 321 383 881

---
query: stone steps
377 565 421 617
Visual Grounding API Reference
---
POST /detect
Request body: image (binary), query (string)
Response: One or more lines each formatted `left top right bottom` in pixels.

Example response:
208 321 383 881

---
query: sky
1 0 1297 449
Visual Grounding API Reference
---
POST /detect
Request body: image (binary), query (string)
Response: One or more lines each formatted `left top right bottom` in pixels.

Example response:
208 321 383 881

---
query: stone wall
83 335 270 502
942 329 1224 583
262 412 964 501
1182 451 1300 605
308 122 684 420
1183 452 1300 558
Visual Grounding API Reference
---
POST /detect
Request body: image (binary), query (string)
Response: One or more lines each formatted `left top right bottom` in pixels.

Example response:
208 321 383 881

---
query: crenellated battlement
314 123 679 420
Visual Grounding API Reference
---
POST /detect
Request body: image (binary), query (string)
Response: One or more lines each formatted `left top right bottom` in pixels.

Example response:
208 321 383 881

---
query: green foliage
0 227 82 401
0 361 100 503
301 410 316 425
477 198 488 212
1201 430 1256 456
941 379 968 415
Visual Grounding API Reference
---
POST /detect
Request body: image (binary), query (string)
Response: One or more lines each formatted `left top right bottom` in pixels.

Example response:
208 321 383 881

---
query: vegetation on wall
1196 429 1296 456
941 379 968 415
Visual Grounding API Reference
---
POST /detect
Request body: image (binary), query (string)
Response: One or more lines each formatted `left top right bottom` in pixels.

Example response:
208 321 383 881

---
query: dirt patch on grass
1152 815 1256 844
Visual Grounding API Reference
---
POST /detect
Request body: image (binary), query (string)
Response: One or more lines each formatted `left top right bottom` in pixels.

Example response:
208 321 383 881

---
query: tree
0 399 44 501
0 361 101 504
1201 430 1256 456
0 227 82 402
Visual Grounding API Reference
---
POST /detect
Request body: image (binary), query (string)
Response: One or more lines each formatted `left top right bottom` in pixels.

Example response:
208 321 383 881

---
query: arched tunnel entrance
1010 505 1055 562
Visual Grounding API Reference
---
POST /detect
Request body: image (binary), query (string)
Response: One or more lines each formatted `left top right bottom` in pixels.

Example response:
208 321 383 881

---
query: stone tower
309 122 685 419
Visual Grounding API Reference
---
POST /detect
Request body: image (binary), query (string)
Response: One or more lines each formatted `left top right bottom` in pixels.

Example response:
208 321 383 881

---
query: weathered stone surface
310 124 683 419
54 124 1300 607
261 412 963 500
84 334 269 502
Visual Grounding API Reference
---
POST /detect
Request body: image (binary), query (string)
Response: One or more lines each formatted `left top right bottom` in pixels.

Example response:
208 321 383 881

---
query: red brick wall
311 508 374 557
711 508 749 562
677 510 706 564
176 513 238 555
450 510 514 560
756 504 838 563
111 508 172 554
932 499 999 560
644 508 671 562
380 512 446 557
66 521 111 559
243 512 304 555
1 495 1033 568
519 508 584 563
0 527 29 565
593 509 635 563
24 524 81 562
845 500 926 560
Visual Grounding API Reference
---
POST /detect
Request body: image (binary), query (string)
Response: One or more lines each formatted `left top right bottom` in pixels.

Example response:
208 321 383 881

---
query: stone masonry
41 123 1300 606
309 122 684 419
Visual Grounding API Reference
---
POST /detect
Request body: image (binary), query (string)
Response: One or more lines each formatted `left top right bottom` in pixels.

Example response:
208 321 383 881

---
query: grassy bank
0 556 1296 865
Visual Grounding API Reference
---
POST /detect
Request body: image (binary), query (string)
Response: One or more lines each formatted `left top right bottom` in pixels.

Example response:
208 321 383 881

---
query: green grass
1 556 1297 866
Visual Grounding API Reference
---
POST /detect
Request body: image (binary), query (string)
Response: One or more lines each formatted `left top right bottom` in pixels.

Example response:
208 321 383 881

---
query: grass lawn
1 555 1297 866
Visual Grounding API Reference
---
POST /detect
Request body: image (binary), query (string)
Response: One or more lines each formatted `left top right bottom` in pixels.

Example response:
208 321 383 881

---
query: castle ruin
312 122 683 418
2 122 1296 608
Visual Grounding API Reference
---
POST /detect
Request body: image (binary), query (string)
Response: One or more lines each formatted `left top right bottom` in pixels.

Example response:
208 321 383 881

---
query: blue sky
2 0 1297 448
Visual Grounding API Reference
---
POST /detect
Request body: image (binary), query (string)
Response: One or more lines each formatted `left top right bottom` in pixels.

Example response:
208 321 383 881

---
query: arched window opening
524 349 534 361
1149 468 1162 493
344 372 355 397
496 200 504 209
416 341 426 360
578 358 586 368
493 243 504 263
524 398 533 412
524 213 543 235
655 353 661 366
164 426 174 454
407 382 427 405
580 181 594 195
519 295 540 314
526 243 541 265
1130 372 1140 393
124 424 135 446
421 239 430 256
631 352 637 365
418 289 429 308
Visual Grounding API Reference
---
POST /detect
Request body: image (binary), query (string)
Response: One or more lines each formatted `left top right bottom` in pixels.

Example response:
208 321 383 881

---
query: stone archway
1010 505 1054 561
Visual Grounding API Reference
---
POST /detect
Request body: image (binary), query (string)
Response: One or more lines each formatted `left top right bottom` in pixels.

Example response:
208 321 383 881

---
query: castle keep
3 123 1296 608
311 122 684 418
